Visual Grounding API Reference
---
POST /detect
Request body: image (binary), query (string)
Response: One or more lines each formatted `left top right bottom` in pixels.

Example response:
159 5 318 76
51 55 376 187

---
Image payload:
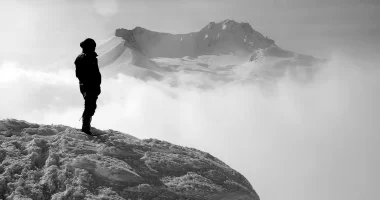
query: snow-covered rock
0 119 259 200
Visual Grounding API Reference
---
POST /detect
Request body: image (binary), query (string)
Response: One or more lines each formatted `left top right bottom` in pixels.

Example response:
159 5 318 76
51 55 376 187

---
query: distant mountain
113 19 275 58
94 20 323 84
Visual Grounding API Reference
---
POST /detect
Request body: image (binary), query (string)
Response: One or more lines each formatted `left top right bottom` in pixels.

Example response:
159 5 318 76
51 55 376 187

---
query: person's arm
95 58 102 85
74 55 85 83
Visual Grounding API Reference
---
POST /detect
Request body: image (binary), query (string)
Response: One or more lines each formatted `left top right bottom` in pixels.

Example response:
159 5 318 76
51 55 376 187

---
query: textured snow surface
0 119 259 200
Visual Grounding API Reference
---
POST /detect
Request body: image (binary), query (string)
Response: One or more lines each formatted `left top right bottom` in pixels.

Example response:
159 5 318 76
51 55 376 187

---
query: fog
0 52 379 200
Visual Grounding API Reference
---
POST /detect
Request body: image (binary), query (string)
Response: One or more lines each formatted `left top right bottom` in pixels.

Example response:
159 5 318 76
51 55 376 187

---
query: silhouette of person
74 38 101 135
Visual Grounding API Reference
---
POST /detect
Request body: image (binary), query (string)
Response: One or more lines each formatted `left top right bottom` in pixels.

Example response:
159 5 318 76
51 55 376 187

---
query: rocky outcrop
115 28 144 54
0 119 259 200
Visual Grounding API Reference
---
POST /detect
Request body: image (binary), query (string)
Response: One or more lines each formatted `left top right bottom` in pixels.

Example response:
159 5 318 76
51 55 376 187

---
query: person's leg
85 86 100 117
80 83 87 119
82 91 99 134
86 94 98 117
81 97 91 133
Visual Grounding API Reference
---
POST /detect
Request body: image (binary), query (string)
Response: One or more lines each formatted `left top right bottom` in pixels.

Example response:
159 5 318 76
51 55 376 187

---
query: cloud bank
0 53 379 200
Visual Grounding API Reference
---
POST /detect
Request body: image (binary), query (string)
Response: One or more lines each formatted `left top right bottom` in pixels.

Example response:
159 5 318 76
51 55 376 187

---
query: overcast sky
0 1 379 200
0 0 378 65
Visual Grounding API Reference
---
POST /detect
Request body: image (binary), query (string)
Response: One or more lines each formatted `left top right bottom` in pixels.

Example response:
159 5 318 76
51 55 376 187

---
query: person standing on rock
74 38 101 136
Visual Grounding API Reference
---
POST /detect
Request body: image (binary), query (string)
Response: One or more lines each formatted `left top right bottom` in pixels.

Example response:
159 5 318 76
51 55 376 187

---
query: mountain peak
202 19 255 33
113 19 276 58
199 19 275 50
221 19 239 25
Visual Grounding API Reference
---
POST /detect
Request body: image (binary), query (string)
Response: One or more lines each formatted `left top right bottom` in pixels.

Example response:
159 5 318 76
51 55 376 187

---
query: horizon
0 1 379 200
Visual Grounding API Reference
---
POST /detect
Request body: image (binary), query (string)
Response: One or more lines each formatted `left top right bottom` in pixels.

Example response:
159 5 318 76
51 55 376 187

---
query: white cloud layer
0 53 379 200
93 0 119 17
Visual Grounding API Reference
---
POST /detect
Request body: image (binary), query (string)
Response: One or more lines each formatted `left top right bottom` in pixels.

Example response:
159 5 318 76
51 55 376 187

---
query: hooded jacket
74 51 102 91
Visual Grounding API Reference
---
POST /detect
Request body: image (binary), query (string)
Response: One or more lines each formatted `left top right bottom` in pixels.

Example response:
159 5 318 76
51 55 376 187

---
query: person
74 38 101 135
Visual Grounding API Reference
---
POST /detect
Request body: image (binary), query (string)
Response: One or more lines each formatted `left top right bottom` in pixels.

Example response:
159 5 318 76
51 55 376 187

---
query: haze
0 1 379 200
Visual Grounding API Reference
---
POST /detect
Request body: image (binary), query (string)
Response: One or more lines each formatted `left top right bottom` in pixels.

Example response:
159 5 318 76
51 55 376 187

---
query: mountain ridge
93 19 322 83
113 19 276 58
0 118 260 200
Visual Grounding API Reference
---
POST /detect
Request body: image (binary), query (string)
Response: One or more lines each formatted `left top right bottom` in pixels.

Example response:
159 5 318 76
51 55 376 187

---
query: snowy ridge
94 19 322 84
114 20 275 59
0 119 260 200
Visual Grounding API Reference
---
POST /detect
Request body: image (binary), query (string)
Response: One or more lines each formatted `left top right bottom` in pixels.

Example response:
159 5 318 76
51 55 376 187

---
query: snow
96 36 125 55
0 119 259 199
94 19 319 85
0 19 323 200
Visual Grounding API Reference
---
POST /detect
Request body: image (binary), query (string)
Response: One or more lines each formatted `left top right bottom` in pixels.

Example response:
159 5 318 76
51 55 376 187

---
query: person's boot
82 115 93 136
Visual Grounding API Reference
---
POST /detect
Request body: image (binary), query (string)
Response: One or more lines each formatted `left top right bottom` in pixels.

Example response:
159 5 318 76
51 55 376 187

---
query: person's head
80 38 96 53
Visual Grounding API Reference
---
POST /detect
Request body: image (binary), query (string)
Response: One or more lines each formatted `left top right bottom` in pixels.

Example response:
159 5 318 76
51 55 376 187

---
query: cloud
359 0 380 5
93 0 119 17
0 53 379 200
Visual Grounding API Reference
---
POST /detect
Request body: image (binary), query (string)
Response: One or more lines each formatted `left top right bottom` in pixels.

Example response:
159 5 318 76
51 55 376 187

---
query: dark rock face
113 20 276 59
0 119 259 200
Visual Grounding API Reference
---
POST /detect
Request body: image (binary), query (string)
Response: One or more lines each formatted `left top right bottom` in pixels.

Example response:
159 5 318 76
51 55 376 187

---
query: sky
0 0 379 200
0 0 378 65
